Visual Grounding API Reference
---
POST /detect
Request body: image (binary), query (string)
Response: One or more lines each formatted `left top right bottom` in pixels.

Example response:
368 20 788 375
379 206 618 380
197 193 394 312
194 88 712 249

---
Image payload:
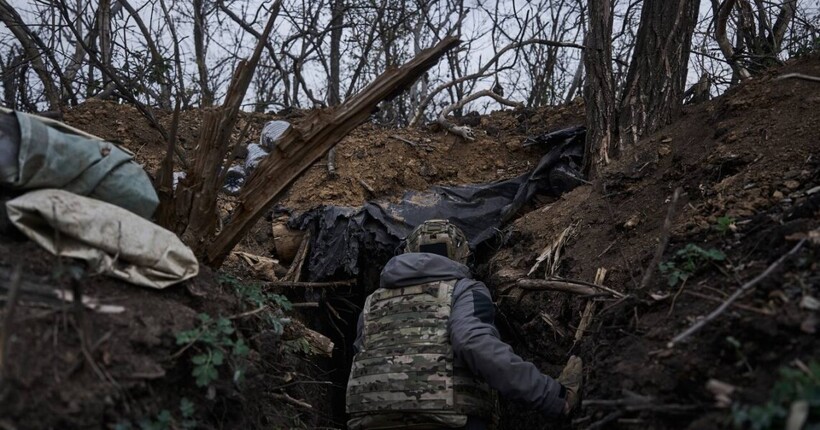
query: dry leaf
706 379 736 408
800 295 819 311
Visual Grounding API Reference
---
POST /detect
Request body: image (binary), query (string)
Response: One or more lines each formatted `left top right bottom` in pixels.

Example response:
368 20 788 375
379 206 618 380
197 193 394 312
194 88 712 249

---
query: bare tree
583 0 615 175
0 0 61 110
193 0 214 106
328 0 345 106
618 0 701 148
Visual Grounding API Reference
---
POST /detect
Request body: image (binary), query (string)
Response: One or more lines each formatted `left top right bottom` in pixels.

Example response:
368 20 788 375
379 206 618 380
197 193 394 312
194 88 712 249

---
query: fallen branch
586 410 624 430
682 290 773 316
668 239 807 347
264 279 356 289
270 392 313 409
438 89 523 140
389 134 419 147
290 302 320 308
516 279 598 295
574 268 607 342
284 231 311 282
639 188 681 290
775 73 820 83
551 276 625 298
283 319 334 357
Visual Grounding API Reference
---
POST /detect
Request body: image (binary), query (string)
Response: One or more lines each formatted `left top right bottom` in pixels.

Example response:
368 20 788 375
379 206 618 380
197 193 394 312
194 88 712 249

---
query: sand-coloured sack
6 189 198 288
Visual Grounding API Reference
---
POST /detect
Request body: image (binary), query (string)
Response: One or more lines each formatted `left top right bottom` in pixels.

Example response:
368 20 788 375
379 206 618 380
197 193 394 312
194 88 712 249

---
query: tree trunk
0 0 60 111
193 0 214 107
328 0 343 106
97 0 112 88
618 0 700 147
583 0 615 176
1 49 22 109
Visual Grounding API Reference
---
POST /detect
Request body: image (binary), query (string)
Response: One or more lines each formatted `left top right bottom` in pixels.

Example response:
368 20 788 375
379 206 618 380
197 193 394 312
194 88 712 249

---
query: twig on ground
0 265 22 384
550 276 625 298
389 134 418 147
586 410 624 429
228 305 269 320
639 188 681 290
667 279 689 317
284 232 311 282
682 290 772 315
598 294 634 315
291 302 320 308
264 279 356 289
68 330 113 376
574 268 607 343
69 276 107 383
668 239 806 347
540 312 568 339
775 73 820 83
596 240 616 258
356 176 376 195
516 279 598 295
270 392 313 409
516 276 620 297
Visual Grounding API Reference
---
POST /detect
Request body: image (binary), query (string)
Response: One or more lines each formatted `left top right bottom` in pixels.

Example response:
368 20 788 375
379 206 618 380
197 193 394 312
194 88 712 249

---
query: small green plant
175 313 250 387
283 337 312 355
725 336 752 373
114 398 197 430
220 273 292 334
715 216 737 234
659 243 727 287
732 361 820 430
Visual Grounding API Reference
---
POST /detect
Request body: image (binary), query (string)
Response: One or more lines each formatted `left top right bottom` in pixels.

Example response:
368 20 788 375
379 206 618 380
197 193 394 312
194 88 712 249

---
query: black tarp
291 126 587 281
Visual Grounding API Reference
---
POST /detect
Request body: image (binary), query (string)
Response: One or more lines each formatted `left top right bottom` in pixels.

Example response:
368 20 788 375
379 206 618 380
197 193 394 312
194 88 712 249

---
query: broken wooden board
206 36 461 266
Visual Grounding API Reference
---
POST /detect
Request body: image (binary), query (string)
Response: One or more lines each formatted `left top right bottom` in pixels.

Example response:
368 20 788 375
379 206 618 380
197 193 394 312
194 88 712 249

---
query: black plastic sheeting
290 126 587 281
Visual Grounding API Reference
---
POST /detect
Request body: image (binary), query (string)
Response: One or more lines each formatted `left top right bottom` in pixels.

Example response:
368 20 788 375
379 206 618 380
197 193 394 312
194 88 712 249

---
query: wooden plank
206 36 461 266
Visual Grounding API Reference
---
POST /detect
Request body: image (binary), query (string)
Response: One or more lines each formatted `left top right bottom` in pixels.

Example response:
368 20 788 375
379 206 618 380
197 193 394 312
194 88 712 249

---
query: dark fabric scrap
292 126 587 280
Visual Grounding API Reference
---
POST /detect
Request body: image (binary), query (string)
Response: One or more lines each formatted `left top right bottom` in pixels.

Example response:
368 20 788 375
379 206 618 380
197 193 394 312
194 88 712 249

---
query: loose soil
1 56 818 430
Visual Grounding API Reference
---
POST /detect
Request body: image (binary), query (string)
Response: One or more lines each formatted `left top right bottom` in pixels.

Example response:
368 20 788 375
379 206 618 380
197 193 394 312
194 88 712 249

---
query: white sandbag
6 189 199 289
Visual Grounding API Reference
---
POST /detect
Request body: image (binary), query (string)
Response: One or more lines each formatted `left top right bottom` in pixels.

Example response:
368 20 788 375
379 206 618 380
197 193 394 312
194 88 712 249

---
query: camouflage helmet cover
405 219 470 263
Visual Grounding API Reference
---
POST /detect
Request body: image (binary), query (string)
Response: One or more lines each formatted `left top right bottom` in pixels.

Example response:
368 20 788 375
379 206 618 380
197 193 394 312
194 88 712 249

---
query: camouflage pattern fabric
347 280 495 429
404 219 470 264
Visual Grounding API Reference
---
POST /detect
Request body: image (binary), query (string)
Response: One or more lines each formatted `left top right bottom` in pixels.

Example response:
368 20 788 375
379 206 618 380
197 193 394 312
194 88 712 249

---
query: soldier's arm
449 279 567 417
353 312 364 354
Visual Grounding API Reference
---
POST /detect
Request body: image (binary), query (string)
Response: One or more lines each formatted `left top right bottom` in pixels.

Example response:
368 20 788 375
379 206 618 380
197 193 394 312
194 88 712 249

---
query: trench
304 238 508 427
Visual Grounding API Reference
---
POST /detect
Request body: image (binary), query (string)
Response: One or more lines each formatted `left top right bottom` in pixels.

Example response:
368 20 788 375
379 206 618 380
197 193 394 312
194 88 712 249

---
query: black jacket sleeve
449 278 566 417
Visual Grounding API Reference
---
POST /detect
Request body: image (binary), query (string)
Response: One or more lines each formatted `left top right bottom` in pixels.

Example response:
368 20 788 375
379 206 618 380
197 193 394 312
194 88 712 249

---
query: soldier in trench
346 219 583 429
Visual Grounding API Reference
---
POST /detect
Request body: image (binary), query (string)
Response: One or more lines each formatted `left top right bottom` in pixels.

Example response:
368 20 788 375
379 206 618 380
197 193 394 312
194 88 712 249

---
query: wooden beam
206 36 461 266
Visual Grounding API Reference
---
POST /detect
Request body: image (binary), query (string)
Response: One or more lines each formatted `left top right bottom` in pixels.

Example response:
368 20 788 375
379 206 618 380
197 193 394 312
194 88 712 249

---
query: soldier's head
404 219 470 264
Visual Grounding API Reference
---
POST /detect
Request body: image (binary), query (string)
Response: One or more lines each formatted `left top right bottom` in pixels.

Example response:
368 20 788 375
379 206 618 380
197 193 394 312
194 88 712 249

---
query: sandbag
0 110 158 218
6 189 198 289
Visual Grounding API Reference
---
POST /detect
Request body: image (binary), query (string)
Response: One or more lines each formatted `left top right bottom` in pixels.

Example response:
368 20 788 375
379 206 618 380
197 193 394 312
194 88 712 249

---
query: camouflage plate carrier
346 279 497 429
